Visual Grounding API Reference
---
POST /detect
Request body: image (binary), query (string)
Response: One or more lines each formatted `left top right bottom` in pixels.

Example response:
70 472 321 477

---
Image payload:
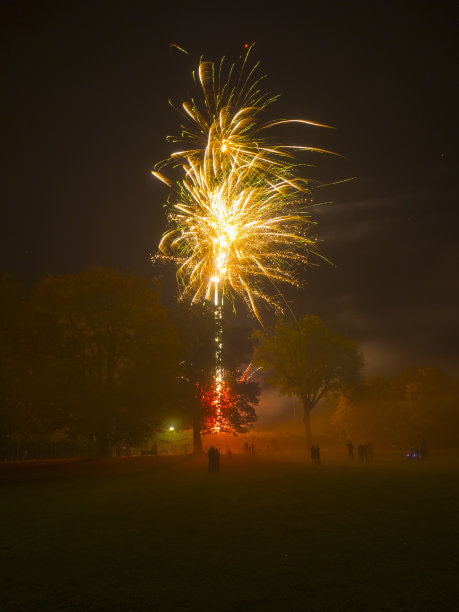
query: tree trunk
192 417 204 455
302 403 312 450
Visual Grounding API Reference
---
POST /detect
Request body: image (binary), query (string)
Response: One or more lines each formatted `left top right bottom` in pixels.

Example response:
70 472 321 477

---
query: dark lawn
0 452 458 611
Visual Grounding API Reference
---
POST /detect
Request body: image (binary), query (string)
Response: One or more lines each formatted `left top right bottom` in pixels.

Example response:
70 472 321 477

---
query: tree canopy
0 268 181 457
253 315 363 447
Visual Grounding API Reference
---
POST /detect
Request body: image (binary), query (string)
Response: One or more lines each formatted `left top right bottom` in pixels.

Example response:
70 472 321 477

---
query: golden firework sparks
153 45 333 321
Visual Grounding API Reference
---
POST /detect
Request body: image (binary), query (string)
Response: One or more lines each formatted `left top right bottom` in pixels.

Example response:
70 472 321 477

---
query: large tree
171 302 216 454
31 268 180 455
253 315 363 448
172 302 258 454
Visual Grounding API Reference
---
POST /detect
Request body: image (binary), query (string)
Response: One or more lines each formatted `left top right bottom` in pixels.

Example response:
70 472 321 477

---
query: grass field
1 451 458 611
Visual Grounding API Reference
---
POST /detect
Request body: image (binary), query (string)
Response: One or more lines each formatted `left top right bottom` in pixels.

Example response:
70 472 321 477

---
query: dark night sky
1 0 458 376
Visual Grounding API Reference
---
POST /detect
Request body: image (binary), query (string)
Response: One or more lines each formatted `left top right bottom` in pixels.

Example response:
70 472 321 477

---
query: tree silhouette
171 302 216 454
172 302 258 453
333 368 459 448
253 315 363 448
31 268 179 455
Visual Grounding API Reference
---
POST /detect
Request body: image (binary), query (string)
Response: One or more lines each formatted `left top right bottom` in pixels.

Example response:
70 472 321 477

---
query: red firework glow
199 370 259 435
200 380 232 434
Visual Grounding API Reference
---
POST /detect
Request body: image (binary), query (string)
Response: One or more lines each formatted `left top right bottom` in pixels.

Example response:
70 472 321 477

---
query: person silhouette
315 445 321 466
207 446 216 472
346 441 354 460
310 446 316 464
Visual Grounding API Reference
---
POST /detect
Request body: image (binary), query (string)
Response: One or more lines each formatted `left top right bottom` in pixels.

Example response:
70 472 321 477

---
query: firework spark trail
158 159 316 315
153 46 333 430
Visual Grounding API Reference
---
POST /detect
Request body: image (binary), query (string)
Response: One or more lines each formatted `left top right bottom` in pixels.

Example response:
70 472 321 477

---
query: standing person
215 448 220 472
362 444 368 462
243 441 249 453
207 447 216 472
346 441 354 461
315 445 321 466
250 443 255 455
357 443 364 462
310 445 316 465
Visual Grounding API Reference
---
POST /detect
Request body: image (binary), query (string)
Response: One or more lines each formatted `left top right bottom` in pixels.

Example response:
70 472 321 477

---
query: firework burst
153 46 334 321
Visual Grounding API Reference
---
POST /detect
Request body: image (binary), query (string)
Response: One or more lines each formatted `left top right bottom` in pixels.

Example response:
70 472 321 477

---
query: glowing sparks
153 47 331 320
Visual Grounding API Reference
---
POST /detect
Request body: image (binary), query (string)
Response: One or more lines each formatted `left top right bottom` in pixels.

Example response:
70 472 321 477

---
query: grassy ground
1 451 458 611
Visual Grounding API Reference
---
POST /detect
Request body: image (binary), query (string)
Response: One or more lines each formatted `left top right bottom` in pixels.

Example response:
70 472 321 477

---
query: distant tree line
1 269 457 459
331 368 459 448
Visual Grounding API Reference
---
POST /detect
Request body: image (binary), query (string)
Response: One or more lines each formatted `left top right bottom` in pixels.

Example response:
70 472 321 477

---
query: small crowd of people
207 446 220 472
310 445 321 465
243 442 255 454
346 441 373 462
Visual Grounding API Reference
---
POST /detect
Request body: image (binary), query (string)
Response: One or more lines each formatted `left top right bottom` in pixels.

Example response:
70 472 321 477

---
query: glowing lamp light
169 426 175 431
